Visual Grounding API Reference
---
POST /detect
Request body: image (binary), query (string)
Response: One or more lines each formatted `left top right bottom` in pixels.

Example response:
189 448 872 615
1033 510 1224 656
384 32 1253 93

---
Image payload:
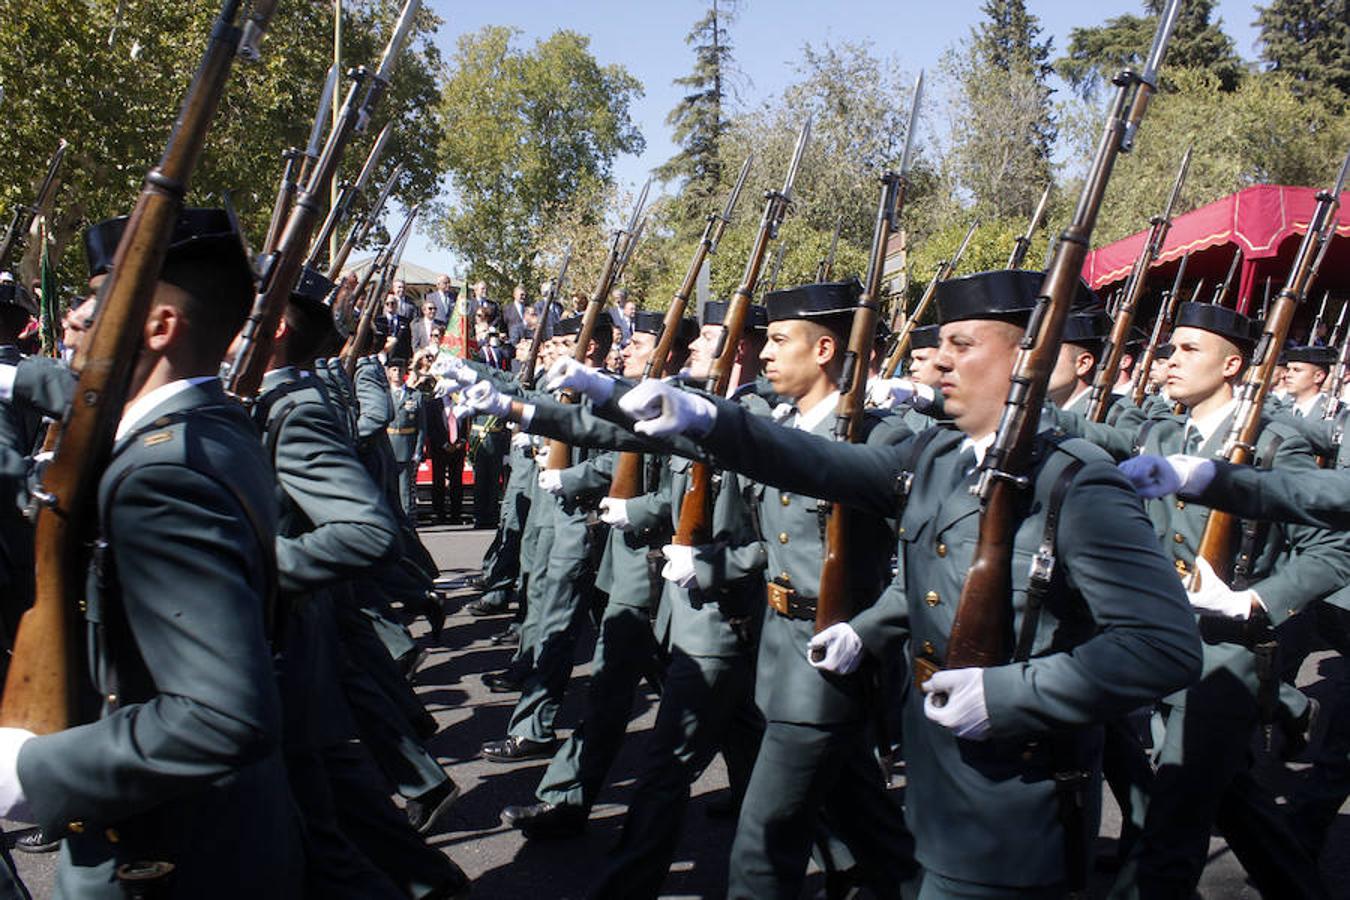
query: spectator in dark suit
424 275 456 326
390 279 417 321
376 293 412 362
502 284 529 344
608 288 635 345
410 297 440 354
534 280 564 338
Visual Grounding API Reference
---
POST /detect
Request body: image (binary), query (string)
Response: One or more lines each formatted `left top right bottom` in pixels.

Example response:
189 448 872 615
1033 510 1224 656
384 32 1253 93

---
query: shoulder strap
1013 457 1085 662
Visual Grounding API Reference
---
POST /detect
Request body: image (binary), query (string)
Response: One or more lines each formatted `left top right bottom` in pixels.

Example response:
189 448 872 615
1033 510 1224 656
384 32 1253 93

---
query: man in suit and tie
411 298 441 355
502 285 530 345
608 289 635 347
425 275 457 326
377 293 413 363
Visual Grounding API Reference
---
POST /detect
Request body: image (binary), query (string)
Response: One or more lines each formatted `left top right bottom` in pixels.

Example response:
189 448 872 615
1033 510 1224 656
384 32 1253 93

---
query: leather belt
389 427 417 435
766 580 816 620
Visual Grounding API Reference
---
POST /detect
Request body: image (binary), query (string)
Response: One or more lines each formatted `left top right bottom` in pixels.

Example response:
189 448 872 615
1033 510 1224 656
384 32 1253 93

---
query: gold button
898 526 906 535
106 693 117 705
779 572 792 583
1174 559 1189 575
936 542 947 557
780 494 791 506
922 640 936 656
78 599 87 614
1173 533 1185 544
68 821 84 833
1176 500 1186 510
925 591 940 607
105 828 119 843
778 532 789 544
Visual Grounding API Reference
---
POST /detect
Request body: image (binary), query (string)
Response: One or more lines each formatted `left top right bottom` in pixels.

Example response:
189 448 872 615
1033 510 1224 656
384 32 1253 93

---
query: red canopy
1082 184 1350 316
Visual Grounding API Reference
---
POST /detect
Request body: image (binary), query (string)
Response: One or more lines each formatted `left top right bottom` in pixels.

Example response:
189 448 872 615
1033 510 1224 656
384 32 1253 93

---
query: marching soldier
617 269 1204 897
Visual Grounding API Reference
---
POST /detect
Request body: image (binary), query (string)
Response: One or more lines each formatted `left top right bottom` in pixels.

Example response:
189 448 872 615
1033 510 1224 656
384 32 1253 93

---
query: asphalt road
7 522 1349 898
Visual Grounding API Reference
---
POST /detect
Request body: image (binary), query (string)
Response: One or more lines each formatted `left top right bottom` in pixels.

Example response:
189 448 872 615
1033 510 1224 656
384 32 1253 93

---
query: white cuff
0 364 16 402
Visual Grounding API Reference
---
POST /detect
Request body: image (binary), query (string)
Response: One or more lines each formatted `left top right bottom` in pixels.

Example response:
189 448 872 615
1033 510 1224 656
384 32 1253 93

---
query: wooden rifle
814 74 922 639
764 241 787 294
1129 250 1188 405
1007 184 1050 270
929 0 1183 688
263 64 337 254
674 118 812 545
1323 302 1350 420
880 217 977 377
1193 148 1349 586
340 203 419 376
543 179 651 471
520 244 573 390
327 161 404 282
609 155 754 501
1310 289 1331 343
0 139 68 271
228 0 421 399
1086 144 1191 422
3 0 277 734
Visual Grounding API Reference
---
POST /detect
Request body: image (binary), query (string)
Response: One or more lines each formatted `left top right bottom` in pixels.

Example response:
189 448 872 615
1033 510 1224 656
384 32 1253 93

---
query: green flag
38 219 57 357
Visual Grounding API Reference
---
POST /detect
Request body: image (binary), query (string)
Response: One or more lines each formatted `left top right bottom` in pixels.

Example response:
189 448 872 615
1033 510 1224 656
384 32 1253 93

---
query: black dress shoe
466 597 507 616
398 648 429 679
490 623 521 646
501 801 587 838
415 710 439 741
14 826 61 853
424 861 472 900
480 736 558 763
482 671 523 693
424 594 447 643
406 778 460 834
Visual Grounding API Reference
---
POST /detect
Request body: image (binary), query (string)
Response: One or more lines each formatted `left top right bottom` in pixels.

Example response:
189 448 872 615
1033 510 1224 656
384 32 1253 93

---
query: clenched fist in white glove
1186 556 1259 620
659 543 700 589
806 623 863 674
454 380 512 419
922 668 991 740
0 727 35 820
866 377 934 411
598 497 631 530
537 469 565 497
431 353 476 387
619 379 717 438
543 357 615 404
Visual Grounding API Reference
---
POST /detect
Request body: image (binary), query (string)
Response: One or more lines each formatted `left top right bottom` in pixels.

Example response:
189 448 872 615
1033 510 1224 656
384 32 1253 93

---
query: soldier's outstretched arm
982 460 1202 735
1038 402 1148 461
0 357 76 419
17 464 281 828
353 357 396 440
1188 462 1350 532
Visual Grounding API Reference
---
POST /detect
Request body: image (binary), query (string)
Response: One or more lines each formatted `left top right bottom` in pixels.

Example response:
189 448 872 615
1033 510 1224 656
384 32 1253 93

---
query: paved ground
6 521 1350 897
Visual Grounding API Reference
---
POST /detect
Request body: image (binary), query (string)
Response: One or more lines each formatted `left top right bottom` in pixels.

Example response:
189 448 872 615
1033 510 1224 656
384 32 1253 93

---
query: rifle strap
1013 453 1088 897
1232 432 1283 589
1013 458 1084 663
895 427 947 508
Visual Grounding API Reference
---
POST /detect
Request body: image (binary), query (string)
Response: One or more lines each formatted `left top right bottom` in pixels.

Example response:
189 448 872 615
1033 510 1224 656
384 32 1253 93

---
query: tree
0 0 443 290
1057 0 1245 98
1255 0 1349 109
430 27 644 296
941 1 1057 221
1072 67 1350 245
658 0 739 230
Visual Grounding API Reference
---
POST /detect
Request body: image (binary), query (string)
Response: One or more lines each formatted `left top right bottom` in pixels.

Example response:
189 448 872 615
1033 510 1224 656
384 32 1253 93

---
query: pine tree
657 0 737 227
972 0 1057 176
1255 0 1349 109
1058 0 1245 98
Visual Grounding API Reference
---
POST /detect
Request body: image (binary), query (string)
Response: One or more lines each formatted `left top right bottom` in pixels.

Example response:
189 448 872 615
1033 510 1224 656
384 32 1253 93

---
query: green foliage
1079 67 1350 245
431 26 644 296
0 0 443 293
1057 0 1245 98
904 218 1051 319
1255 0 1349 110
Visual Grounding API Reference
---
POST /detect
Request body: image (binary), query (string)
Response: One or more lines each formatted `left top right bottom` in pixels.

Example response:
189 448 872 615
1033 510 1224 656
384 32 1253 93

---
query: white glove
510 430 531 450
867 377 916 410
1186 556 1258 620
431 353 476 387
660 543 699 589
543 357 615 404
619 379 717 438
0 727 35 820
922 667 991 740
806 623 863 674
455 380 512 419
598 497 631 530
537 469 564 496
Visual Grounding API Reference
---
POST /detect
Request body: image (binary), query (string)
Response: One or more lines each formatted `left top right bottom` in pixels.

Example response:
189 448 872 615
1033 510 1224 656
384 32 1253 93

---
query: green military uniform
0 342 39 652
388 377 427 517
660 271 1206 897
17 377 304 898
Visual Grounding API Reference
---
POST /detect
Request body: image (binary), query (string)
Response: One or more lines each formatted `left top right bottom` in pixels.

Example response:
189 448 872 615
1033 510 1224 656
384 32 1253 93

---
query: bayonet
1008 184 1050 269
1213 249 1241 305
898 70 924 177
816 216 842 281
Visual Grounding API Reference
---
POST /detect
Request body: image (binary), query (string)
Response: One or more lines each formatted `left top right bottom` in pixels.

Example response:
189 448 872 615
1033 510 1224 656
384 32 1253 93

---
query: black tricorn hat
0 274 37 317
1062 310 1112 348
1155 343 1175 360
909 323 940 350
675 316 699 345
765 280 860 323
701 300 768 332
936 269 1097 325
632 311 665 336
1173 302 1259 353
1284 344 1336 368
555 314 584 337
83 207 253 292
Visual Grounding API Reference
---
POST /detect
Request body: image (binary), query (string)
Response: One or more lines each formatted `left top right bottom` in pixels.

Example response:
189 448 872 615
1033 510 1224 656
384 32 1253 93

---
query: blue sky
391 0 1265 277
